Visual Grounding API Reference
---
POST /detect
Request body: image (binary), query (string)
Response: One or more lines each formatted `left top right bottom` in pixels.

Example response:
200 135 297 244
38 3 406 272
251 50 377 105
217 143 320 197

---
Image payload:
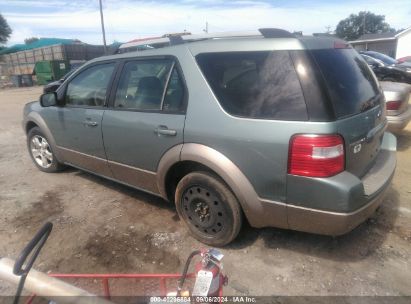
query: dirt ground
0 87 410 297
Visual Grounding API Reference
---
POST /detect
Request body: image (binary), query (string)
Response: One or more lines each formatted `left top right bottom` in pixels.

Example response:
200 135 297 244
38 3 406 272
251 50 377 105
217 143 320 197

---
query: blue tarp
0 38 77 55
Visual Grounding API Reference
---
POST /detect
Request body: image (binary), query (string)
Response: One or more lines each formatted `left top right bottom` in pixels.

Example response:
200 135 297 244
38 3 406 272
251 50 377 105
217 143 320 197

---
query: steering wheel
93 88 106 106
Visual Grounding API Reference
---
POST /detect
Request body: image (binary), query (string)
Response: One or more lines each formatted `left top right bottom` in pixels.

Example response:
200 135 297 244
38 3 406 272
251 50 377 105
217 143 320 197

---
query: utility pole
203 21 209 33
99 0 107 54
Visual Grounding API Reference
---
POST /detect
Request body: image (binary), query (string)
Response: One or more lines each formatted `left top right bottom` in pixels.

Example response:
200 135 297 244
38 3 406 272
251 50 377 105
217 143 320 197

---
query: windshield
365 51 397 65
311 49 381 118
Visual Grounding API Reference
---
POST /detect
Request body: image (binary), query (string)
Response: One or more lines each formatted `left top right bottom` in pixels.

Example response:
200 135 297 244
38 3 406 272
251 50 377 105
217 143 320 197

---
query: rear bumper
286 183 390 236
387 105 411 131
282 132 397 236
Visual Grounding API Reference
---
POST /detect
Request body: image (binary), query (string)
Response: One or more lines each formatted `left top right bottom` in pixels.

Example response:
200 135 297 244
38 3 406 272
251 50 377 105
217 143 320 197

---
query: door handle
154 126 177 136
83 120 98 127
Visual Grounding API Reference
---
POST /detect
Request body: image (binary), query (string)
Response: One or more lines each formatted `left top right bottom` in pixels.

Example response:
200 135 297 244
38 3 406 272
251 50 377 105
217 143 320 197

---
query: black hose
177 250 201 296
13 222 53 304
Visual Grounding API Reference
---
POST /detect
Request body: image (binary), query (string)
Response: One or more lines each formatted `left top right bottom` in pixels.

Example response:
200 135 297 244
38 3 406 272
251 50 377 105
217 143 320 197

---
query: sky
0 0 410 46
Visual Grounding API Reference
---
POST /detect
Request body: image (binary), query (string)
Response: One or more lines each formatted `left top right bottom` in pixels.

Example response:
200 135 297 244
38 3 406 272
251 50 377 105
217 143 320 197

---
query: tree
25 37 39 45
0 13 12 44
335 11 395 41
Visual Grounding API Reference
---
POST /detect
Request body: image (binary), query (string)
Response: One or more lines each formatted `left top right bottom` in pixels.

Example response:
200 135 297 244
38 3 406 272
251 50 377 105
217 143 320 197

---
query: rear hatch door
310 48 386 178
336 105 386 177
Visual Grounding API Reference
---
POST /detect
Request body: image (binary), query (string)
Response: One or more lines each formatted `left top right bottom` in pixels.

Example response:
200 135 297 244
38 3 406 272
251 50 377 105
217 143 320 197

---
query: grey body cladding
57 146 160 195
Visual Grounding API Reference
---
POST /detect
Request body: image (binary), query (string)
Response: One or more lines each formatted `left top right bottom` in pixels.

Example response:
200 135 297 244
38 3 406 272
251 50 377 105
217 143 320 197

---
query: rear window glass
196 51 307 120
365 51 397 65
311 49 380 118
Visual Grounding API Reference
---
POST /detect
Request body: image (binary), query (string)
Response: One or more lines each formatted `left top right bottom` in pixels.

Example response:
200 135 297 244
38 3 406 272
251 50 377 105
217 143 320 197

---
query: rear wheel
27 127 64 173
175 171 242 246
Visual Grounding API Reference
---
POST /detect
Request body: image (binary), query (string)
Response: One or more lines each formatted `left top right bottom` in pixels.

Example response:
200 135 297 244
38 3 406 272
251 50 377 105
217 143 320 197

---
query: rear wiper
360 95 380 113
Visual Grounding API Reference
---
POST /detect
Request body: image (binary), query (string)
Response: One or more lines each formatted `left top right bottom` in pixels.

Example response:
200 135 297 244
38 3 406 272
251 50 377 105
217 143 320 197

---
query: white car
380 81 411 132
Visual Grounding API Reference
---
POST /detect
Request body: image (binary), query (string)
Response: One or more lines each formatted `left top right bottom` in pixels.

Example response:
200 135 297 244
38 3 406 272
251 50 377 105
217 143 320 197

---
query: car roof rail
258 28 295 38
119 29 300 53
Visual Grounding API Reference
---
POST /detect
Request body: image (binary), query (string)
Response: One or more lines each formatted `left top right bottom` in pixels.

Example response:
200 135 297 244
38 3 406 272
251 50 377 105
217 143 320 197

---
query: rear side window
310 49 380 118
163 67 185 112
114 60 185 112
196 51 307 120
114 60 173 110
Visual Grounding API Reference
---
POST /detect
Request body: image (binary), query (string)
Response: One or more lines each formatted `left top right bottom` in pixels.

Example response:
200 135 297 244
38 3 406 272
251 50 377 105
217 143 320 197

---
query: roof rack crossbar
169 36 184 46
258 28 295 38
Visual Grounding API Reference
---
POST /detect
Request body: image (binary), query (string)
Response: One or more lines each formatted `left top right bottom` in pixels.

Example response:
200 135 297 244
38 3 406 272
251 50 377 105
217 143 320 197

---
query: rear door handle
83 120 98 127
154 126 177 136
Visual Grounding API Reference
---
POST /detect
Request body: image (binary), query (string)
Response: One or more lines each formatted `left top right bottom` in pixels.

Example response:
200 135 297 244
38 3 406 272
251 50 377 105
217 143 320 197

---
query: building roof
395 26 411 38
357 32 395 41
349 27 411 44
349 32 396 44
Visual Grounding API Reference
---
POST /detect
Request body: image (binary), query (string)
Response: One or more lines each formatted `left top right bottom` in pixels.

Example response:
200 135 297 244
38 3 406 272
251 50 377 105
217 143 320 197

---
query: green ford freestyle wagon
24 29 397 246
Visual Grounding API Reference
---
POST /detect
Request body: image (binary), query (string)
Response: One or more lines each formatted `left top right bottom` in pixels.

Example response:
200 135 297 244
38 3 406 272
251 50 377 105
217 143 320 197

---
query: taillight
386 100 401 110
288 134 345 178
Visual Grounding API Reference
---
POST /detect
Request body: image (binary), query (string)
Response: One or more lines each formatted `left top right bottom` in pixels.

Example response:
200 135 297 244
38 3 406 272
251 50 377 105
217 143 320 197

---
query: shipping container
0 43 105 83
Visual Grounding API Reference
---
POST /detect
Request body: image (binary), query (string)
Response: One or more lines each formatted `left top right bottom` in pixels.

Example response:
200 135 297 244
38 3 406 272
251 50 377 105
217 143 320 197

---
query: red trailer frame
25 272 226 303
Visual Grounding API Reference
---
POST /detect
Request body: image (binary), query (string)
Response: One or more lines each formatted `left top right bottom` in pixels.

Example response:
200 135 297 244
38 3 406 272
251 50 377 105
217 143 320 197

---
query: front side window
114 60 174 110
65 63 115 107
196 51 307 120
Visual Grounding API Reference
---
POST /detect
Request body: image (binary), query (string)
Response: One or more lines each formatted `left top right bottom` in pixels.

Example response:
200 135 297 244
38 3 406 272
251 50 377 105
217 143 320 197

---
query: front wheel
27 127 64 173
175 171 243 246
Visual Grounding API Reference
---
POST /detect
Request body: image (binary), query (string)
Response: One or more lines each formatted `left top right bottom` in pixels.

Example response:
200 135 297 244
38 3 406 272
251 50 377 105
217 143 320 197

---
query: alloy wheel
30 135 53 169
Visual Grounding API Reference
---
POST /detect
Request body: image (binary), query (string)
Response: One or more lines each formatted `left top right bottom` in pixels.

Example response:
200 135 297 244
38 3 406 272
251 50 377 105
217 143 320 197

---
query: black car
360 51 411 84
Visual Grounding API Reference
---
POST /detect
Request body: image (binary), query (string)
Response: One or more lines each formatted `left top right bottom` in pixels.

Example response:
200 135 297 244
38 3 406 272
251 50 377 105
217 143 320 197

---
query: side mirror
40 92 57 107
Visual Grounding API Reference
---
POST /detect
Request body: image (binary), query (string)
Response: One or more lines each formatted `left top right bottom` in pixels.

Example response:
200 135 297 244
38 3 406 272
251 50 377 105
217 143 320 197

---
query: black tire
175 171 242 246
27 127 65 173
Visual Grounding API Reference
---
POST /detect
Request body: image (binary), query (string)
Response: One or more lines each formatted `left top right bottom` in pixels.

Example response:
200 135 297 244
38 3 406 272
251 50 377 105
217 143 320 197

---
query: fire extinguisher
177 248 226 298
